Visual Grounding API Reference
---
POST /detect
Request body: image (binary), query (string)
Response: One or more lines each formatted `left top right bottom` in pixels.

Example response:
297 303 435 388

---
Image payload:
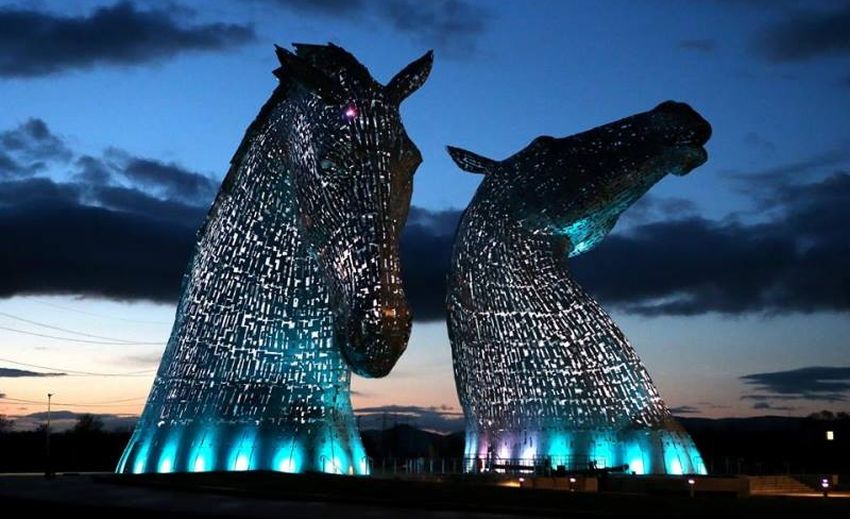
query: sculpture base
463 421 706 475
116 421 369 476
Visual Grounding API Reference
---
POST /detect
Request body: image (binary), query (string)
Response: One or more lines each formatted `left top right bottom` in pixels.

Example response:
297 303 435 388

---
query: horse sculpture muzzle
652 101 712 174
345 290 412 378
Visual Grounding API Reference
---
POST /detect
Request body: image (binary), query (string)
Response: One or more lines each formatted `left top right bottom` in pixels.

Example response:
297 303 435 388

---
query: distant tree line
0 411 848 475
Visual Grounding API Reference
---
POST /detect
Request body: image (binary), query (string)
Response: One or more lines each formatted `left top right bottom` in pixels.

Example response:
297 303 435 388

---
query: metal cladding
446 101 712 475
117 43 432 475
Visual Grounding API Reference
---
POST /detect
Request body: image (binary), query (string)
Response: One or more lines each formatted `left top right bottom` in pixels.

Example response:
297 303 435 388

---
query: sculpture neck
451 203 571 297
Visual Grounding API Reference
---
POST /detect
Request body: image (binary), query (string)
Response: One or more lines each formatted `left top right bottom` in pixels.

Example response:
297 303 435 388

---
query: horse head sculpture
118 43 432 475
446 101 712 475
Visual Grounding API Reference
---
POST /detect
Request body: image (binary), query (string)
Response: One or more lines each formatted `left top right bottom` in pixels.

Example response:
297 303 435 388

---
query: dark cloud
0 2 255 77
618 194 698 227
400 220 456 320
678 39 717 53
571 171 850 316
0 177 81 206
743 131 776 153
356 404 464 432
0 118 211 302
752 401 796 411
0 185 197 302
0 118 71 177
755 6 850 62
71 150 216 218
741 366 850 402
725 147 850 186
264 0 492 57
75 155 113 185
120 157 218 203
740 394 805 401
0 368 66 378
669 405 701 415
265 0 365 15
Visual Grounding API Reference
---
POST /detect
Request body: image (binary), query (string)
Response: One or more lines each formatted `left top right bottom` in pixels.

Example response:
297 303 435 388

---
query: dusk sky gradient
1 0 849 432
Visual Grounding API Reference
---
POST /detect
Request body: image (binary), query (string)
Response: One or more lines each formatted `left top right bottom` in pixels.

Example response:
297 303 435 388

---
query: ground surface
0 472 848 518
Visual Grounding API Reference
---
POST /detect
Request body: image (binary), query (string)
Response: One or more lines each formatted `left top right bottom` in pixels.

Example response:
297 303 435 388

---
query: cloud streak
741 366 850 402
668 405 701 415
0 368 66 378
755 5 850 62
0 2 255 77
264 0 492 57
0 118 71 177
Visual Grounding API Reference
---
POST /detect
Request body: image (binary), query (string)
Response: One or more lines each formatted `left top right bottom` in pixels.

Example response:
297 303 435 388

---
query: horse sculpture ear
274 45 347 104
386 50 434 103
447 146 498 174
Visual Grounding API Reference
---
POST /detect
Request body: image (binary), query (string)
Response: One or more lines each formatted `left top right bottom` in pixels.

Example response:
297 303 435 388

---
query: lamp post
45 392 54 479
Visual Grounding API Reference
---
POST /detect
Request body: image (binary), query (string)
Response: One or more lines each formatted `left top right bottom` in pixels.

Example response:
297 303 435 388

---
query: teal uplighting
131 439 151 474
115 439 132 473
663 439 685 475
350 440 370 475
319 436 350 474
273 438 304 474
229 429 257 471
590 435 615 469
687 444 708 475
190 428 217 472
157 433 181 473
547 433 572 468
624 440 647 475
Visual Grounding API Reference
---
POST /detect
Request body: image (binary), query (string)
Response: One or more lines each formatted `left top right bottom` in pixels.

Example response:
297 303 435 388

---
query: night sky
1 0 849 432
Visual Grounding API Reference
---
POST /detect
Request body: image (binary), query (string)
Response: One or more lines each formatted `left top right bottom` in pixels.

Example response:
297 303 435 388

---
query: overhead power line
0 325 164 346
0 311 159 344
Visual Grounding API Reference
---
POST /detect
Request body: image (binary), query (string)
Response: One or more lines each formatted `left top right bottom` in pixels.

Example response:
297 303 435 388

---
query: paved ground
0 474 518 518
1 473 848 518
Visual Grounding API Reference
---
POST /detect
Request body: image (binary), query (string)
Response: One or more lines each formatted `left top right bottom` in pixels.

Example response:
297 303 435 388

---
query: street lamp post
45 392 54 479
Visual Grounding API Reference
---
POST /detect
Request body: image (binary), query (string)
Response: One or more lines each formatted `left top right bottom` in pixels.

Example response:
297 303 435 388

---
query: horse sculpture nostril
654 100 712 146
692 115 712 145
342 303 411 378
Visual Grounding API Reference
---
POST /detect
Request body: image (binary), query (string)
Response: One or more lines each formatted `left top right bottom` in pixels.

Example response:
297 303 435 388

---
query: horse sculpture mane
117 43 432 475
447 101 711 475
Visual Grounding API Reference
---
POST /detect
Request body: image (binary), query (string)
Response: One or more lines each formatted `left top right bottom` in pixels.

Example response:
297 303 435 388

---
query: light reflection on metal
447 101 712 475
117 43 432 475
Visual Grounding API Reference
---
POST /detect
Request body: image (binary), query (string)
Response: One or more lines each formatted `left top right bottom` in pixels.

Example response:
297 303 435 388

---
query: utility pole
45 393 54 479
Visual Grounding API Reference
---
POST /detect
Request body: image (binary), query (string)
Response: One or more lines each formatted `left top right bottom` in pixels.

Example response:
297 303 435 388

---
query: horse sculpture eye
319 159 337 172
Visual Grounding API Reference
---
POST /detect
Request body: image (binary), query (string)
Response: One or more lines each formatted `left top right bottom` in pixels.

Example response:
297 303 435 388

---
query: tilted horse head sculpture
447 102 712 474
118 43 432 475
449 101 710 255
